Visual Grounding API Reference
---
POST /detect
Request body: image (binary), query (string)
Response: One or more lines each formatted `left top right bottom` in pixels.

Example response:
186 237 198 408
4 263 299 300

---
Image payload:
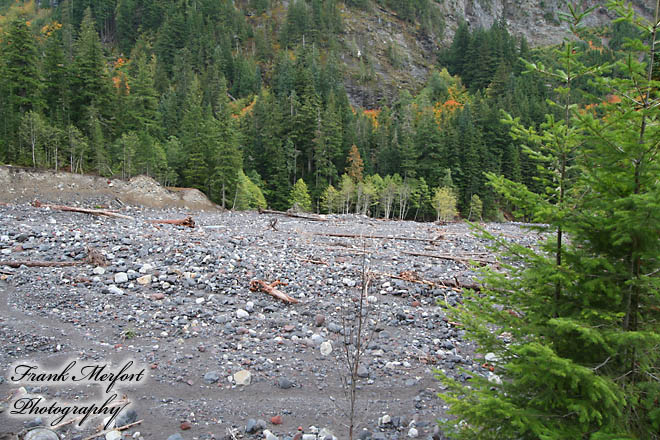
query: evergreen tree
0 18 41 162
71 8 115 134
438 3 660 438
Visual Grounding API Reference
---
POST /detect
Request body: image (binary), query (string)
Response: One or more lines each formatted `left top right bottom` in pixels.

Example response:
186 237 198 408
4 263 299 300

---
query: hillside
0 0 654 220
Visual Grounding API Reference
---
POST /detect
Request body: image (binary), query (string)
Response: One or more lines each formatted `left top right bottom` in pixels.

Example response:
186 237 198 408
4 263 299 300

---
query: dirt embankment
0 166 218 211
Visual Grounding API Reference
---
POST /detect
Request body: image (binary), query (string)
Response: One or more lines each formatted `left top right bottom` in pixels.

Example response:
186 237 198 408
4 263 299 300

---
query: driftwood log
315 232 443 243
33 200 196 228
33 200 133 219
401 250 495 265
258 208 327 222
147 216 195 228
249 279 299 304
373 270 481 292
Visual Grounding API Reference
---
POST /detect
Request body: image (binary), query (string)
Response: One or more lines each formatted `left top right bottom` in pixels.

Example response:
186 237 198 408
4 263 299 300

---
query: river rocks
0 202 539 440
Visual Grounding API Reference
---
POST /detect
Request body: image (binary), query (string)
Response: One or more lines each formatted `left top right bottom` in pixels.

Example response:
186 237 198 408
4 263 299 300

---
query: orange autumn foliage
363 108 380 127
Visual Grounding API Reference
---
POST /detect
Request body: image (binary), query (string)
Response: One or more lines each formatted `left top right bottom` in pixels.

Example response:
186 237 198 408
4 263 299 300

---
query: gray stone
114 272 129 284
24 417 44 428
115 408 138 427
245 419 258 433
167 435 184 440
277 377 294 389
203 371 220 384
357 365 369 378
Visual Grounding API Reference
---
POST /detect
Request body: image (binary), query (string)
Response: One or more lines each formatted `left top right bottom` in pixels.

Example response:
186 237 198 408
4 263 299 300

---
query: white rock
379 414 391 425
488 372 502 385
108 285 124 295
234 370 252 385
195 297 205 304
320 341 333 356
236 309 249 319
114 272 128 284
407 427 419 438
245 301 254 312
342 277 356 287
106 430 121 440
263 430 278 440
485 352 498 362
93 266 106 275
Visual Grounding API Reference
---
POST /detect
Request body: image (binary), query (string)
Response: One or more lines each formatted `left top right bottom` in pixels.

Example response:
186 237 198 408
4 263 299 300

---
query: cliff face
338 0 651 107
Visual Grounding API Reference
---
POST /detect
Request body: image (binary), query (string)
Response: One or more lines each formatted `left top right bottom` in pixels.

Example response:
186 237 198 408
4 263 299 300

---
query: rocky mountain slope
338 0 652 105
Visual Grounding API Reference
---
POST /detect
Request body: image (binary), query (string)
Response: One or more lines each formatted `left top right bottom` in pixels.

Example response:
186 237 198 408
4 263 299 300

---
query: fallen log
249 279 299 304
372 270 481 292
316 232 442 243
258 208 327 222
33 200 134 220
401 250 495 265
147 216 195 228
296 256 328 265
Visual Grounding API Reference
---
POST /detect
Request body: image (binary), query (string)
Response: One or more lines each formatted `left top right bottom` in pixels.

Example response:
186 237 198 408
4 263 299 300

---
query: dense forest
0 0 644 219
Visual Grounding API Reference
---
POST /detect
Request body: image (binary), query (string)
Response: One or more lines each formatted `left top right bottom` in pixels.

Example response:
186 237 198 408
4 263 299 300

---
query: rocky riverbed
0 202 541 440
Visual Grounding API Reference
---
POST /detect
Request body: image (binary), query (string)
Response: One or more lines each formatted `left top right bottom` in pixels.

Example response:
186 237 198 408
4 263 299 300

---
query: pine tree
71 8 115 132
0 18 42 162
437 3 660 438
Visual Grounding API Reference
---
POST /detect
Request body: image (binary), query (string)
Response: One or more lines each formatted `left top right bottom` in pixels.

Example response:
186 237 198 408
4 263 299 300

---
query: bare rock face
338 0 651 108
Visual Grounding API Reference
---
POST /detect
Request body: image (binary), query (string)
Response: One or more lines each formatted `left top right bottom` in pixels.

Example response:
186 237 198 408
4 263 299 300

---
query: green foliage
320 184 339 213
438 2 660 438
234 170 267 210
468 194 482 221
432 186 457 222
290 178 312 212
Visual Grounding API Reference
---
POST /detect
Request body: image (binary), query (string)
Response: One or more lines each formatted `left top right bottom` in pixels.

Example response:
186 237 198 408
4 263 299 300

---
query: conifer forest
0 0 659 438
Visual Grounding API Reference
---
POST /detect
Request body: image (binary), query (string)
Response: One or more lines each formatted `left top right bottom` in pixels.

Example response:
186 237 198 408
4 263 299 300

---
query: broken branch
249 279 299 304
146 216 195 228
